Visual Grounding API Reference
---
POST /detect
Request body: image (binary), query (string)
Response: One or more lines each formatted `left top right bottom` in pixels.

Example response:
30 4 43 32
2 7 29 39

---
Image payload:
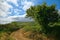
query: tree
26 3 60 39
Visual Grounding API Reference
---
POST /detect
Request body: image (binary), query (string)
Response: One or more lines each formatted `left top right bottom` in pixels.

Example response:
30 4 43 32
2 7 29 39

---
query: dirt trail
10 29 55 40
10 29 32 40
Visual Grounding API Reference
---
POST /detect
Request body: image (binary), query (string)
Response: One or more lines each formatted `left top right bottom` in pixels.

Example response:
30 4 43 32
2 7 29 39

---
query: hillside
0 22 60 40
0 22 41 40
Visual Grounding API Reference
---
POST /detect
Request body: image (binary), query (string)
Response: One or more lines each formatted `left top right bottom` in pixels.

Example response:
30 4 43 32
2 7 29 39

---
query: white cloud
0 16 18 24
0 0 34 24
58 10 60 15
0 9 8 17
19 13 27 17
13 17 33 22
0 0 12 17
0 15 33 24
22 0 34 11
0 0 13 24
6 0 18 6
0 17 14 24
14 9 22 15
0 13 27 24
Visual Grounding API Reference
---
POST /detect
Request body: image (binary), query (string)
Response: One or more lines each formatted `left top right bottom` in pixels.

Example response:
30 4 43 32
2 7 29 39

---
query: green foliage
0 22 24 34
26 3 60 39
0 22 43 40
0 22 27 40
23 22 42 33
0 22 42 33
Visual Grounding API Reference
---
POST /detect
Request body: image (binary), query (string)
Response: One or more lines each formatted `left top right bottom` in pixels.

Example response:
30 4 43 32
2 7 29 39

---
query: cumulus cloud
0 0 12 17
0 17 14 24
22 0 34 11
0 0 34 24
6 0 18 6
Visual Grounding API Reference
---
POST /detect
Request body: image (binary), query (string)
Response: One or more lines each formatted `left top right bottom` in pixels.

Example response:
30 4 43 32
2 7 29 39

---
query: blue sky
8 0 60 16
1 0 60 16
0 0 60 24
33 0 60 9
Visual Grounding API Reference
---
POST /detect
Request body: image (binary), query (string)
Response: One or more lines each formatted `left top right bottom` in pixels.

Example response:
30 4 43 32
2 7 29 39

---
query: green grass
0 22 60 40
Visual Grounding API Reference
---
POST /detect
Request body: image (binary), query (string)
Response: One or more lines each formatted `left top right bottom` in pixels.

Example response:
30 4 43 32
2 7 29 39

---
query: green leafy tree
26 3 60 37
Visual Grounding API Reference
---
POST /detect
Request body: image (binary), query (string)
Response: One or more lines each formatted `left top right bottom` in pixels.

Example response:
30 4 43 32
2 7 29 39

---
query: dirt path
10 29 32 40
